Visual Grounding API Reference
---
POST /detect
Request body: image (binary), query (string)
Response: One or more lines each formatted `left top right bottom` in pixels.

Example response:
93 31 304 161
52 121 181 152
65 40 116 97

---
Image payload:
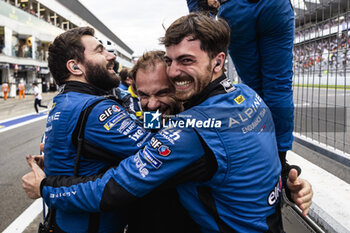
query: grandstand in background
225 0 349 170
0 0 133 98
291 0 350 156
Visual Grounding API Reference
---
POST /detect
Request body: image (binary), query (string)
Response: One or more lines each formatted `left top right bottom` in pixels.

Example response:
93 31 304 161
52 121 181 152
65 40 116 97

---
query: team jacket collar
58 81 109 96
184 74 235 110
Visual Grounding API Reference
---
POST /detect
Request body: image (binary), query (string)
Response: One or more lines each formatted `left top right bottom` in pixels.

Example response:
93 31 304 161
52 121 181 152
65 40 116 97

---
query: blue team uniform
44 81 153 232
187 0 295 152
41 76 283 233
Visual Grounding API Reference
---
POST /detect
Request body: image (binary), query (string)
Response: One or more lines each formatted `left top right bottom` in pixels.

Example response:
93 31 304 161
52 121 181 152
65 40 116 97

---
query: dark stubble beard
84 60 120 91
174 62 213 102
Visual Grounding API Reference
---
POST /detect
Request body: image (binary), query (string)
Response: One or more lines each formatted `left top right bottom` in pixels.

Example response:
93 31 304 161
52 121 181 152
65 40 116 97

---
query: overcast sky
79 0 189 57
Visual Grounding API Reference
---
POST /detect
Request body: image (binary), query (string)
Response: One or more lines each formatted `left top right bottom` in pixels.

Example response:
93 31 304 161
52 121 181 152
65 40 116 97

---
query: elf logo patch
150 137 171 156
99 105 121 122
267 176 282 206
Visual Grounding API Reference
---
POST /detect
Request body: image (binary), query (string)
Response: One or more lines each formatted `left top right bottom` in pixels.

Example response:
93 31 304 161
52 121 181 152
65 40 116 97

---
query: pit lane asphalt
0 92 55 232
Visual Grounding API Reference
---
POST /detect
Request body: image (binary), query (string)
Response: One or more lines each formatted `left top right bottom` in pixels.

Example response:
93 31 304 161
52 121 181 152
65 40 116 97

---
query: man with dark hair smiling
30 26 156 233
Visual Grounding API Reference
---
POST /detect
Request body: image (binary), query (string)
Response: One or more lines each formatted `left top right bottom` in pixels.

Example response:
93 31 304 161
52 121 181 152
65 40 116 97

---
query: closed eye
181 58 194 65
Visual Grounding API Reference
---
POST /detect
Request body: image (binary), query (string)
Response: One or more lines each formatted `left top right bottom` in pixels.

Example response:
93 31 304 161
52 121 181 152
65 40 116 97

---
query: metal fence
292 0 350 154
226 0 350 155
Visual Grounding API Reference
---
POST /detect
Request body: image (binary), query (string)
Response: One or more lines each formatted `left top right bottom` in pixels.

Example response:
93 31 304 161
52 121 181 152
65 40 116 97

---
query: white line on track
2 198 42 233
0 112 48 133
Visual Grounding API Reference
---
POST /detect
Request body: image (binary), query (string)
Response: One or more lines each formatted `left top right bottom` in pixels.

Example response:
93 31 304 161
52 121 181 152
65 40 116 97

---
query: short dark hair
48 27 95 85
129 50 166 82
119 68 130 85
160 12 230 59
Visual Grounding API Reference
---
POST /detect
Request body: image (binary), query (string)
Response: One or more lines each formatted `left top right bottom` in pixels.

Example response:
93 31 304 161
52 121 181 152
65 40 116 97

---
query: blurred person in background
18 80 25 99
32 82 47 113
1 82 9 100
111 68 143 120
118 67 132 91
113 55 120 74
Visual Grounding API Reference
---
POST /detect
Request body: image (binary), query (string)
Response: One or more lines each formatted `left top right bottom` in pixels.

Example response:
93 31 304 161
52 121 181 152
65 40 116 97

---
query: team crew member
118 68 132 91
1 82 9 100
18 81 25 99
30 29 198 232
112 68 143 120
34 27 156 233
124 50 199 233
187 0 295 180
27 14 285 232
32 82 48 113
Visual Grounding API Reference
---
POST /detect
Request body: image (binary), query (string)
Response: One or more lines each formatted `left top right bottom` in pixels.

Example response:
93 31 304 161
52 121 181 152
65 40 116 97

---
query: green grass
293 84 350 89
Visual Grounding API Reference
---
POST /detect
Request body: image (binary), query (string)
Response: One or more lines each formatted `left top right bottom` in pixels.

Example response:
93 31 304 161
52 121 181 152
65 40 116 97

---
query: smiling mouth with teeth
176 81 192 86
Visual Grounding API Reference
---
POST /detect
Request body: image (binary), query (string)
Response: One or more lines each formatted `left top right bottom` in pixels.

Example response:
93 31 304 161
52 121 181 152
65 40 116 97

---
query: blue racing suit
41 75 283 233
187 0 295 152
44 81 153 233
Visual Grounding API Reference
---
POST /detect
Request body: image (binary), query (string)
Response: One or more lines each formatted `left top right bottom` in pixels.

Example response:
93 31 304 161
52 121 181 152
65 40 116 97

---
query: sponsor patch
112 105 121 112
159 129 182 144
50 191 77 199
150 137 164 149
99 105 122 122
129 128 145 141
234 95 245 104
150 137 172 156
117 119 133 133
267 176 282 206
122 122 137 135
134 153 149 178
158 145 171 156
104 113 127 131
142 147 162 169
